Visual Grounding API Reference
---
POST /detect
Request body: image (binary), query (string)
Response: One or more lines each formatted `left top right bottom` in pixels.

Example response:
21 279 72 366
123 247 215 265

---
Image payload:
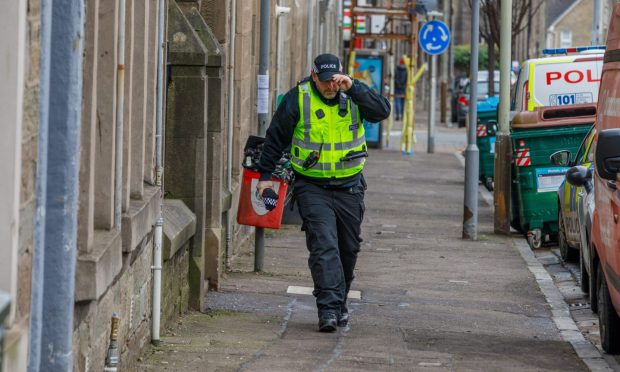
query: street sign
418 20 451 55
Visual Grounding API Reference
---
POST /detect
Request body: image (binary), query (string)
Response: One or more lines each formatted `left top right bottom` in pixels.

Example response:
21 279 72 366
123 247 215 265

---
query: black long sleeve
346 80 391 123
257 86 299 181
257 78 391 181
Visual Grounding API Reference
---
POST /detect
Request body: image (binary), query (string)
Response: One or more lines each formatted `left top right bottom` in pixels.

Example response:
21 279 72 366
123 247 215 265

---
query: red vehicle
569 4 620 353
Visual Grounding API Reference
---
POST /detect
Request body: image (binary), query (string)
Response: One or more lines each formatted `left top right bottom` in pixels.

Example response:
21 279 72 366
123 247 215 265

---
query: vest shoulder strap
299 81 310 94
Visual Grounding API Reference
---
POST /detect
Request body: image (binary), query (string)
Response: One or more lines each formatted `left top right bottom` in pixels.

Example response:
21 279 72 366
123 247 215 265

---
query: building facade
1 0 344 370
546 0 616 49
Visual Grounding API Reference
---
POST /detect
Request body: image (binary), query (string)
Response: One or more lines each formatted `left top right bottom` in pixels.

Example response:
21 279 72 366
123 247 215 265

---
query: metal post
498 0 512 136
427 54 437 153
493 0 513 234
462 0 479 240
448 0 454 94
40 0 84 367
592 0 602 45
255 0 271 272
440 0 450 124
226 0 238 271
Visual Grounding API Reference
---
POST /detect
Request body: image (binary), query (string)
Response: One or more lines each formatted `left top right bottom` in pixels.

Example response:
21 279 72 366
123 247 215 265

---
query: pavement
137 118 598 371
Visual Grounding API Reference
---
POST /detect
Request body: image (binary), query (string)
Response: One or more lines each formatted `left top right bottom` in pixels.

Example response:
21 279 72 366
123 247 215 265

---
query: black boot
318 312 338 332
338 304 349 327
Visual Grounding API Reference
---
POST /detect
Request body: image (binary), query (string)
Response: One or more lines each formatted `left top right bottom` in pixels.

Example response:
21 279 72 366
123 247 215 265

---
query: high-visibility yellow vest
290 81 366 178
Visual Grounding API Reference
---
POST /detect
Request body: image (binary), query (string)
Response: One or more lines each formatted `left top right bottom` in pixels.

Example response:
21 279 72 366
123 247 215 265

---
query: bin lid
511 104 596 129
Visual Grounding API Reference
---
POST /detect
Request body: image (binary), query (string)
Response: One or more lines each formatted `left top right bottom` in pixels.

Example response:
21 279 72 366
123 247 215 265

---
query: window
560 30 572 48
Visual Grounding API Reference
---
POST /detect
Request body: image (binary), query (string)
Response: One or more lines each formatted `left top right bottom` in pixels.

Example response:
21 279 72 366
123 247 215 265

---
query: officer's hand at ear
332 74 352 91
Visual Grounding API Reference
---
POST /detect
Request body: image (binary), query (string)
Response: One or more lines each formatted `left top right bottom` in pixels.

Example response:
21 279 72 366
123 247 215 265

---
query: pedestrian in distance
394 57 408 121
257 53 391 332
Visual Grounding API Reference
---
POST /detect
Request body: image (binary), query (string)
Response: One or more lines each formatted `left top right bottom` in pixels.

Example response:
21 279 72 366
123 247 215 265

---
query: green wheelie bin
476 107 498 191
509 104 596 249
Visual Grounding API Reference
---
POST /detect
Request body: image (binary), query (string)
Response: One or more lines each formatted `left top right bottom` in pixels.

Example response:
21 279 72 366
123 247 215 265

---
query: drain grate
568 302 590 308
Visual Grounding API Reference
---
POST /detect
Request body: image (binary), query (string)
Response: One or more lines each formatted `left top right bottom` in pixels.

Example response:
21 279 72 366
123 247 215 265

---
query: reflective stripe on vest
291 136 365 151
300 83 312 144
290 81 366 178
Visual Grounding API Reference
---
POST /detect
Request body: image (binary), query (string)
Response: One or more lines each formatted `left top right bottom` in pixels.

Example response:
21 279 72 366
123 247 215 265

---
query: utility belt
287 171 365 213
293 171 363 188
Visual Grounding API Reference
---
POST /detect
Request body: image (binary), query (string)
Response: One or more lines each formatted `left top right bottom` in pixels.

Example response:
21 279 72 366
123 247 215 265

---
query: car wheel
558 211 578 262
580 245 589 294
597 262 620 354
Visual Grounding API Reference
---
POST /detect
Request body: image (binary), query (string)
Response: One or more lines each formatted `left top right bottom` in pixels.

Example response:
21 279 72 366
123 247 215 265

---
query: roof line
548 0 583 31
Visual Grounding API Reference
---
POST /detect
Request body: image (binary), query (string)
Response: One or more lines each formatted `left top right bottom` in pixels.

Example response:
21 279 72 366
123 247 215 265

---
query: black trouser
294 177 365 316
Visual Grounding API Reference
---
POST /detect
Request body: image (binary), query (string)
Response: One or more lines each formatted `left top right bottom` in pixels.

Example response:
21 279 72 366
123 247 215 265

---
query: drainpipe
115 0 126 229
275 3 291 95
225 0 237 270
27 0 51 368
151 0 166 345
38 0 84 368
307 0 315 71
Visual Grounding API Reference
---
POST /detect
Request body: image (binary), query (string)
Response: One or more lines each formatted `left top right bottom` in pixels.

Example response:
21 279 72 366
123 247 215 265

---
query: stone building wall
548 1 594 49
70 0 183 370
1 1 345 370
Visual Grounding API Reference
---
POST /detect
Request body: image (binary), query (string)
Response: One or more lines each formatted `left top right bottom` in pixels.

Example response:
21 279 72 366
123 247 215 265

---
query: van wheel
580 247 589 294
558 212 578 262
597 262 620 354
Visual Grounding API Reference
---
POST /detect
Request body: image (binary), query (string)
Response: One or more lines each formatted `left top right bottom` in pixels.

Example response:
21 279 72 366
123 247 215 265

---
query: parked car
450 75 468 123
457 80 500 128
551 126 596 263
511 48 604 114
566 6 620 353
456 70 516 127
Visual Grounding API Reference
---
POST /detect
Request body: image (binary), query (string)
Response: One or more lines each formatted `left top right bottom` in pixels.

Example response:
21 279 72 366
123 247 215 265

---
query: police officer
257 54 390 332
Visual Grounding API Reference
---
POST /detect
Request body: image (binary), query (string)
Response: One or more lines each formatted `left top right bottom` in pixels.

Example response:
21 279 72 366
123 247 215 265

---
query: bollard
493 133 512 234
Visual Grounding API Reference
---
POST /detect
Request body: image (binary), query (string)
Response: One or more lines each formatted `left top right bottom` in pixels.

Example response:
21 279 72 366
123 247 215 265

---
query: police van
512 47 605 113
